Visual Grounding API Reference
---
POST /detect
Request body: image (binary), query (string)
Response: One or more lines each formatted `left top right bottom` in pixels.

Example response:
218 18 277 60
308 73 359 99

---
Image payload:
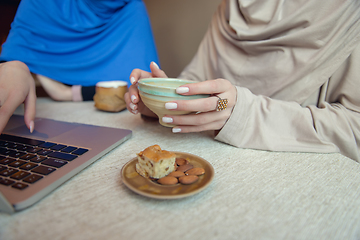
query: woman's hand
163 78 237 133
125 62 167 117
125 62 237 133
0 61 37 134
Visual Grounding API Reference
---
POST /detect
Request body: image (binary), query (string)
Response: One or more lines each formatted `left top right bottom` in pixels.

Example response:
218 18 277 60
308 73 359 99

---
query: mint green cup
138 78 209 127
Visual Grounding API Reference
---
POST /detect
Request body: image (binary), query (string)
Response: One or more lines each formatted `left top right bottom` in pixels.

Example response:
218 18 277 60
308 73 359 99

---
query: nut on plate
185 168 205 176
157 176 179 185
179 175 199 185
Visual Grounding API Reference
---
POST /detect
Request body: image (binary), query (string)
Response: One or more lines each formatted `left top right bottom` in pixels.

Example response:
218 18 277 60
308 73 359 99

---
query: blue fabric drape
0 0 159 86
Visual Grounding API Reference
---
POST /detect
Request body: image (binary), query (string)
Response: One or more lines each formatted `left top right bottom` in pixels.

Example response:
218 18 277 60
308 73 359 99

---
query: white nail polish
172 127 181 133
131 95 137 102
162 117 173 123
30 121 34 133
152 62 160 69
165 102 177 109
130 77 135 84
129 103 136 110
176 87 189 94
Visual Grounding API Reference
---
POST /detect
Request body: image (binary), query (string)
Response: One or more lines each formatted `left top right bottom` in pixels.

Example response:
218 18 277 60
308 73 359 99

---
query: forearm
33 74 95 101
216 87 360 161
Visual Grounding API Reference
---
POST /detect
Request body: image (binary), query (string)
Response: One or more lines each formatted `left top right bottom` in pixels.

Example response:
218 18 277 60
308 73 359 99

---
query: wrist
71 85 83 101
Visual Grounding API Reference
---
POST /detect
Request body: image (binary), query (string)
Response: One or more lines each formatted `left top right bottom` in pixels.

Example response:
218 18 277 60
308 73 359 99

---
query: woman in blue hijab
0 0 159 132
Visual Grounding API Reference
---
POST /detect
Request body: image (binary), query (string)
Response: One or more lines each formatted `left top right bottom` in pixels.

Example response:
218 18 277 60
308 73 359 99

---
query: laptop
0 114 132 214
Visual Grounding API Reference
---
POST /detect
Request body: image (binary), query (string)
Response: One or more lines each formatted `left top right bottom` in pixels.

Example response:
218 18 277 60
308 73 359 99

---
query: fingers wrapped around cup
137 78 210 127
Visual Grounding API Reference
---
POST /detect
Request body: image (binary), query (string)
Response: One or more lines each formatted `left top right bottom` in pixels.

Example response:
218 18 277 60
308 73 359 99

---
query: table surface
1 98 360 240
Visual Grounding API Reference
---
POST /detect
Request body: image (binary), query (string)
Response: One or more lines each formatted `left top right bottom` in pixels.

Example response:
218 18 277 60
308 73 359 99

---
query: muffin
136 145 176 179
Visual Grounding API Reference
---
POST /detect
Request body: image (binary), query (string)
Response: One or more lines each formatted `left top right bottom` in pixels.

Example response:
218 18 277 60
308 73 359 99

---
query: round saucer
121 151 214 199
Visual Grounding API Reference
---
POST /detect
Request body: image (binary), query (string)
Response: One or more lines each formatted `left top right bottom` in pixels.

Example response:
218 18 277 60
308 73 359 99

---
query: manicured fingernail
172 127 181 133
165 102 177 109
176 87 189 94
152 61 160 69
129 103 137 110
132 110 138 114
131 95 137 103
130 77 136 84
29 121 34 133
162 117 173 123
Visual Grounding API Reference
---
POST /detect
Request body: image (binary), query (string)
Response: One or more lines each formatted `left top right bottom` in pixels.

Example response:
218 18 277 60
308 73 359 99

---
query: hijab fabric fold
181 0 360 103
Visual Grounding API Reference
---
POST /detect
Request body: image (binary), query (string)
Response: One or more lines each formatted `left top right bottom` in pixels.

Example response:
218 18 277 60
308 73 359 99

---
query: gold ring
215 96 228 111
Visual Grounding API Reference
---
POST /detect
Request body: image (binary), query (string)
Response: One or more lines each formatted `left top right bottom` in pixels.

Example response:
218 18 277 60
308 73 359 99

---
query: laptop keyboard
0 134 88 190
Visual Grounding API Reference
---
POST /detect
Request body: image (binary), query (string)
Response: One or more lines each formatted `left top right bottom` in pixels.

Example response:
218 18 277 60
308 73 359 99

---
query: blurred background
144 0 221 77
0 0 20 52
0 0 222 77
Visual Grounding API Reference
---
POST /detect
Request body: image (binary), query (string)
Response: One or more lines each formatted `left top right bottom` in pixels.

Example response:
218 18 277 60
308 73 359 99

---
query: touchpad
5 118 79 140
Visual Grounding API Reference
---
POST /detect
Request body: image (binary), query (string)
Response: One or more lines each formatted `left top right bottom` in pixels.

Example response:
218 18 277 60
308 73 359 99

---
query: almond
157 176 178 185
176 158 189 166
179 175 199 185
176 164 193 172
185 167 205 176
168 171 185 178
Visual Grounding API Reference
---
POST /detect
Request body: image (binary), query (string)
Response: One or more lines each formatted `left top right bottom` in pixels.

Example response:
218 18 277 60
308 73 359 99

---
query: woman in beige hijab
126 0 360 161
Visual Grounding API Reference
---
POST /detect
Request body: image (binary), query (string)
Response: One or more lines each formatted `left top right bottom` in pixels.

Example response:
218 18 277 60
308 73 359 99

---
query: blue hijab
0 0 159 86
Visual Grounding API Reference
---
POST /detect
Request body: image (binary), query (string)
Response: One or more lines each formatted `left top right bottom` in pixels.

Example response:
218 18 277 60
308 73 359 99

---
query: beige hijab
180 0 360 104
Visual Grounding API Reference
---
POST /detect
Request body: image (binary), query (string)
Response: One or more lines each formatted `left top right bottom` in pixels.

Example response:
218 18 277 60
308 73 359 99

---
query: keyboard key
9 151 27 158
23 174 43 184
39 142 57 148
61 146 77 153
0 147 17 156
42 158 68 168
37 149 54 156
0 155 6 160
0 157 16 165
10 171 31 180
0 134 45 146
0 140 9 147
72 148 88 155
15 145 32 152
5 142 20 149
0 178 15 186
27 147 42 153
50 144 67 151
30 155 47 163
0 168 18 177
48 152 78 161
20 162 38 171
20 153 37 160
32 166 56 175
9 160 27 168
12 182 29 190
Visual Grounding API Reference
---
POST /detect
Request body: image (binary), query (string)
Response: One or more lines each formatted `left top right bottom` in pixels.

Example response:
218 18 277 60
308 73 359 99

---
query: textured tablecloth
1 98 360 240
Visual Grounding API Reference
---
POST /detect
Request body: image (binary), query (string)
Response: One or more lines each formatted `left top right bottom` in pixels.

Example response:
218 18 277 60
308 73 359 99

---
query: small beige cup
93 81 128 112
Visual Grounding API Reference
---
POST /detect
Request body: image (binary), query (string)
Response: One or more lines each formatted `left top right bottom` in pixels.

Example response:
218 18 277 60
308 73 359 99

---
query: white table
1 98 360 240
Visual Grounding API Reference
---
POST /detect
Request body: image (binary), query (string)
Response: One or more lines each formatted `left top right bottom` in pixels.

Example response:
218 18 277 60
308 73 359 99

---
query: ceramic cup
138 78 209 127
94 81 128 112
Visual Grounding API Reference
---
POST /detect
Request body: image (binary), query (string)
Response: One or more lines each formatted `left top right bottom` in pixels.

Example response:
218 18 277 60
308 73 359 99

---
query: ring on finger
215 95 228 111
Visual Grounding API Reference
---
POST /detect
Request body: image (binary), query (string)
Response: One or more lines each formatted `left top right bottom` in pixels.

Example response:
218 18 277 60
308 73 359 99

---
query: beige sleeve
215 84 360 161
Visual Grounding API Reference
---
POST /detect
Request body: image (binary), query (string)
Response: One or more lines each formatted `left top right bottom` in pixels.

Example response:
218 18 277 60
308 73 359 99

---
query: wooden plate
121 151 214 199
